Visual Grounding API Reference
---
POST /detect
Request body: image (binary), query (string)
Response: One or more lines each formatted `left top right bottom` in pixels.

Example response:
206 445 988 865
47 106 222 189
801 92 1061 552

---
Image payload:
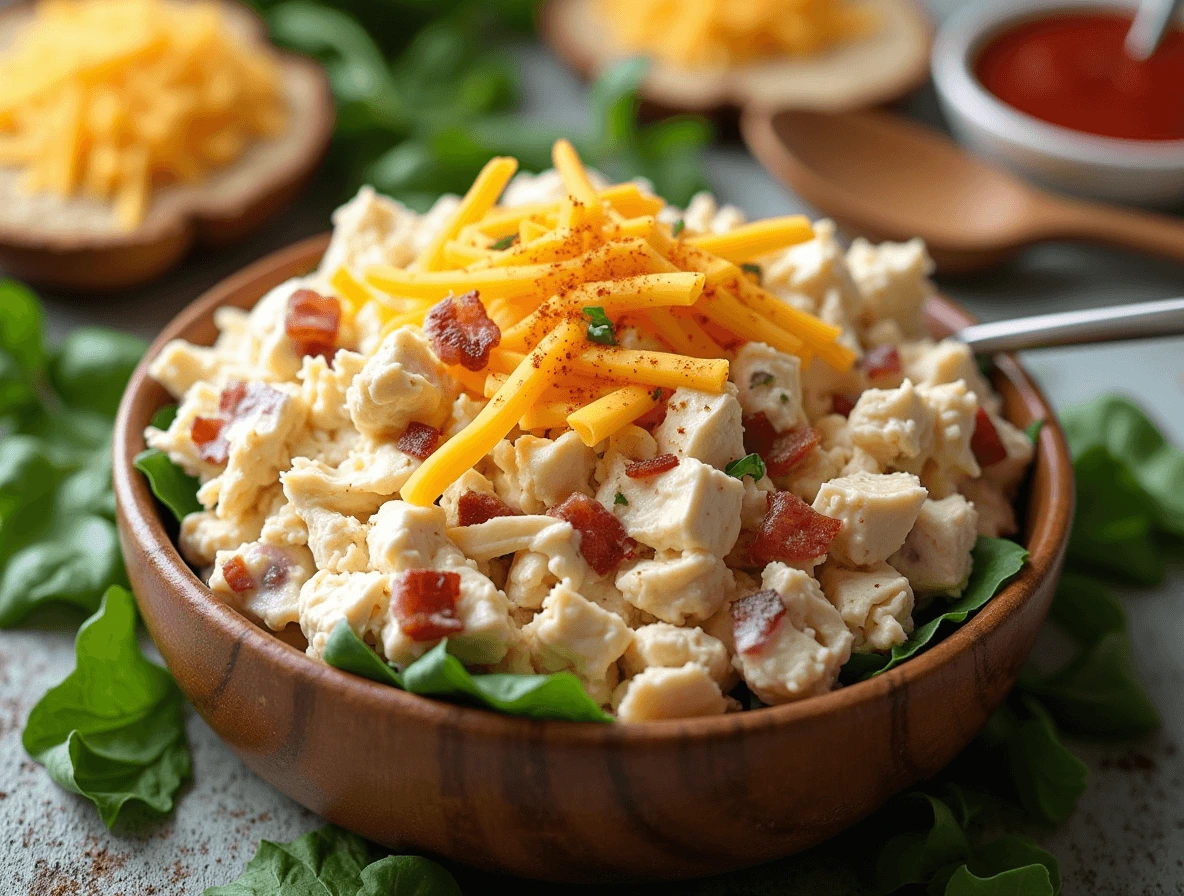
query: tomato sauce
975 12 1184 141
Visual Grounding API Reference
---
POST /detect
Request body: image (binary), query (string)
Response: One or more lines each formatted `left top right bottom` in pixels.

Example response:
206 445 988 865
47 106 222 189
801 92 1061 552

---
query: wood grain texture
112 235 1074 882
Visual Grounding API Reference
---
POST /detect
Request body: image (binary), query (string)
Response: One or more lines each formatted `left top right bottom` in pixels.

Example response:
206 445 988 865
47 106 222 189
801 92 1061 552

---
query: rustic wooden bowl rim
112 233 1075 743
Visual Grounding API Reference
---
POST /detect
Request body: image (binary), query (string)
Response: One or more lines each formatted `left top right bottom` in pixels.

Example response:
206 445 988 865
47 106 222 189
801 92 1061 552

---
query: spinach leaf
135 448 202 523
204 824 461 896
725 453 766 481
0 279 47 375
1024 419 1045 444
967 835 1060 894
22 586 190 827
944 863 1054 896
49 327 146 417
842 538 1028 682
872 793 969 892
324 622 612 722
0 434 66 564
150 403 179 430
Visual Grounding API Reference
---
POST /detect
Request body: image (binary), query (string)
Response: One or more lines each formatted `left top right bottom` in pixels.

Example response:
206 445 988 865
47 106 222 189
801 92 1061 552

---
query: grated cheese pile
594 0 877 68
333 140 857 508
0 0 287 229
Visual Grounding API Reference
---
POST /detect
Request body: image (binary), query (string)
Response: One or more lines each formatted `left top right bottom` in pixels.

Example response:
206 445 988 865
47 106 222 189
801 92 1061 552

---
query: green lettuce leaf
872 793 969 892
944 863 1054 896
22 586 190 827
842 538 1028 682
324 622 612 722
966 835 1060 894
135 448 202 523
204 824 460 896
49 327 146 417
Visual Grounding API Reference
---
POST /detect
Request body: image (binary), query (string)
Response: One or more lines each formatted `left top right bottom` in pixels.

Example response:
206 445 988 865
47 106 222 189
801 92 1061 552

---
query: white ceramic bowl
932 0 1184 208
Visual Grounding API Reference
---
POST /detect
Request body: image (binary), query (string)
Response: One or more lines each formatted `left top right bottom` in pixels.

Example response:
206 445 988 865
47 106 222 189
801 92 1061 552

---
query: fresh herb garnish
582 306 617 345
671 219 685 236
135 448 203 523
324 623 612 722
740 262 762 278
22 587 191 827
1025 419 1045 444
614 491 628 506
491 234 517 250
779 392 789 403
724 452 766 481
749 370 774 388
650 386 663 401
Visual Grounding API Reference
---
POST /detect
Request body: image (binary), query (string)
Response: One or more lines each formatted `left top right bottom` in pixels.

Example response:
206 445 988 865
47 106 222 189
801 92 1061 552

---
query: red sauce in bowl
976 11 1184 141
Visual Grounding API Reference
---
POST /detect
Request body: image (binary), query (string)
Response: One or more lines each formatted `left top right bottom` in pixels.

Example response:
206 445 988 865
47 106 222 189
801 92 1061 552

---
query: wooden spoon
742 108 1184 273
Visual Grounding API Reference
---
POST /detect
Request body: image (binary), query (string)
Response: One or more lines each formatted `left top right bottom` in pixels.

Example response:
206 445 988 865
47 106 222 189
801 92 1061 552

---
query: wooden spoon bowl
112 235 1073 882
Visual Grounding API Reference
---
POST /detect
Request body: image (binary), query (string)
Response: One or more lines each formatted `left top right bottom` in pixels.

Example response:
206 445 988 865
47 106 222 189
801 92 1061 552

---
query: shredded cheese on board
0 0 287 229
335 140 856 505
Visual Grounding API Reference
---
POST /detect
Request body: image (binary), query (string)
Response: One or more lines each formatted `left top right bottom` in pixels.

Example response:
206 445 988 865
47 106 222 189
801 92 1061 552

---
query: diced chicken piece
298 350 366 432
901 338 999 415
347 326 452 439
367 500 459 573
730 343 807 434
440 469 498 528
318 185 437 275
680 191 747 235
241 278 319 381
145 381 223 480
653 385 746 471
847 379 934 471
615 664 728 722
617 326 667 352
846 237 933 337
799 353 865 423
522 582 634 704
148 340 222 400
889 495 979 596
444 393 487 438
817 561 914 652
980 414 1035 495
781 413 856 503
505 550 556 612
622 622 732 687
298 569 389 658
615 550 733 625
863 318 907 348
917 381 981 488
596 455 744 558
732 564 852 704
812 471 928 567
764 220 863 318
260 497 308 549
958 476 1018 538
282 442 418 519
491 431 597 513
593 425 657 484
179 484 281 567
298 504 370 574
211 541 315 632
741 475 775 528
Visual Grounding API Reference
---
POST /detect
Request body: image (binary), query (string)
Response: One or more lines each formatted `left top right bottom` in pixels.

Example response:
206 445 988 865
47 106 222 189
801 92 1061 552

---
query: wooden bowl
0 1 334 292
112 234 1073 883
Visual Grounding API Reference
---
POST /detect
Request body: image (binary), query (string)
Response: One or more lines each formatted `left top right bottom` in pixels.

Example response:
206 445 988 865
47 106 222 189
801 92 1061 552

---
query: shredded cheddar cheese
595 0 878 69
0 0 287 230
341 140 855 505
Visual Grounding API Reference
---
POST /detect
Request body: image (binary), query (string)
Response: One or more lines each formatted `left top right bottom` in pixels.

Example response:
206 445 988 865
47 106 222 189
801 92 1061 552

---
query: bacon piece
971 407 1008 467
633 387 674 430
424 290 500 371
191 416 227 464
742 411 778 458
764 427 820 477
397 422 442 460
831 394 857 417
392 569 464 641
751 491 843 564
548 492 634 576
258 546 290 591
625 453 680 479
860 345 901 380
286 289 341 357
222 555 254 594
220 380 285 418
457 491 519 527
731 589 786 655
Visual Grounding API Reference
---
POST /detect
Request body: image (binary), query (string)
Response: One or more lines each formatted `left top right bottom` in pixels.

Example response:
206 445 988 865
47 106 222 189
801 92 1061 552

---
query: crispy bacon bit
765 427 820 477
424 290 500 371
219 381 247 414
397 422 442 460
860 345 901 380
625 453 680 479
971 407 1008 467
751 491 843 564
548 492 634 576
633 387 674 430
286 289 341 357
742 412 778 457
191 416 227 463
832 394 858 417
457 491 519 527
393 569 464 641
731 590 787 654
259 546 290 591
222 555 254 594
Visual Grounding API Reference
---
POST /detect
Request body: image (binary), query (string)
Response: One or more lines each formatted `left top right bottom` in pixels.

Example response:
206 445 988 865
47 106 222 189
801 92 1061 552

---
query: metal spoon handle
956 298 1184 354
1125 0 1182 60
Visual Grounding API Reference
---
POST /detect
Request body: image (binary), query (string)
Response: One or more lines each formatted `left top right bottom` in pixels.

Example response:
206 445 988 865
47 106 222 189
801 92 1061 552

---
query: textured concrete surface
3 1 1183 891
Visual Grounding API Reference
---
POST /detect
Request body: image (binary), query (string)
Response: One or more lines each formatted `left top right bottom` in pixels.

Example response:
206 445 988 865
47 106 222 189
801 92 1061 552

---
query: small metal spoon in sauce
1125 0 1182 60
742 108 1184 273
956 297 1184 353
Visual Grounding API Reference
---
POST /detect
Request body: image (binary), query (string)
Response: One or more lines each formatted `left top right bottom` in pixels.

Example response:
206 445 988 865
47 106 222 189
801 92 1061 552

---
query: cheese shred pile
0 0 287 229
333 140 857 507
595 0 877 68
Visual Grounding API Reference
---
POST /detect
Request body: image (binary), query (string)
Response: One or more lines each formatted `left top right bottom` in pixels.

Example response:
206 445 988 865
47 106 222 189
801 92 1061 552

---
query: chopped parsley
491 234 518 250
749 371 774 388
614 492 628 506
725 453 766 481
582 306 617 345
779 392 789 404
671 219 684 237
650 387 664 401
741 262 762 278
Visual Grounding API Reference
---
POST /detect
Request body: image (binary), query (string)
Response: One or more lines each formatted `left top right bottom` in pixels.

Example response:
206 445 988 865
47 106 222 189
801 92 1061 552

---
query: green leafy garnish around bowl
324 622 613 723
203 824 460 896
135 403 203 523
21 586 191 828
